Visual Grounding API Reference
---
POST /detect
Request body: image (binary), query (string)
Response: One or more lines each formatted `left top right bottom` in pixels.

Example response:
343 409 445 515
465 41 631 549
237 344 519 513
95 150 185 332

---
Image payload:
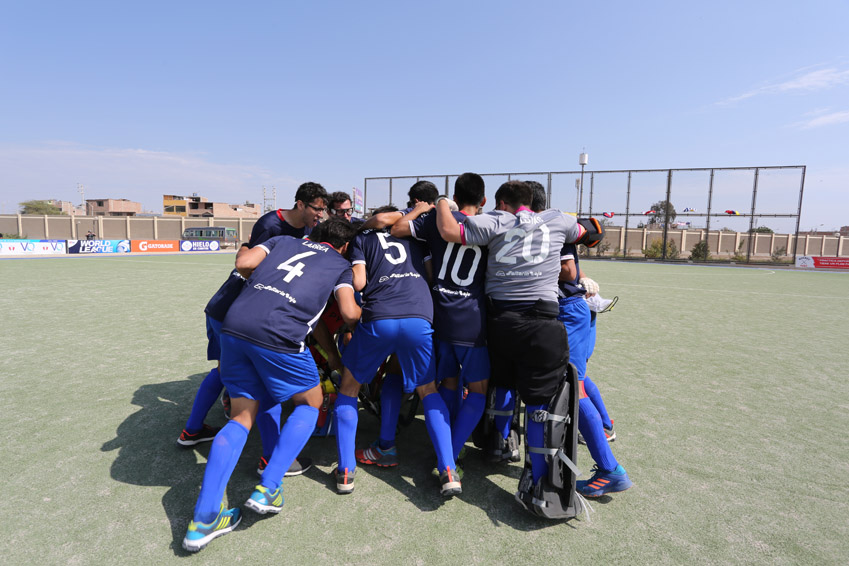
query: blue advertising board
67 240 131 254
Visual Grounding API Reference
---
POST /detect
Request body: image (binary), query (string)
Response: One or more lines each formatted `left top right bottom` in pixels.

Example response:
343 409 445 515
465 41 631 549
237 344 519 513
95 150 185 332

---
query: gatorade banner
68 240 131 254
796 256 849 269
180 240 221 252
0 239 66 255
130 240 181 253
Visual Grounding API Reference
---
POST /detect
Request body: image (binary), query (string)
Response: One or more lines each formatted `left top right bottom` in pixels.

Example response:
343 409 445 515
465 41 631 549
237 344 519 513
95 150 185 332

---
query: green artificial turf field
1 254 847 565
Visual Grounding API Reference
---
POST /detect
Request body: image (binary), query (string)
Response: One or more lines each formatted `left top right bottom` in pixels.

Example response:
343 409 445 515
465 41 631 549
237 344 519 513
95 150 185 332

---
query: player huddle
179 176 631 552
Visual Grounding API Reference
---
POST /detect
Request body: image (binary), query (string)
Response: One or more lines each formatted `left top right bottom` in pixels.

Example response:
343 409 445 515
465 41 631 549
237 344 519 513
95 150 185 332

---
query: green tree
647 200 676 227
689 240 710 261
749 226 773 233
642 238 679 259
19 200 64 215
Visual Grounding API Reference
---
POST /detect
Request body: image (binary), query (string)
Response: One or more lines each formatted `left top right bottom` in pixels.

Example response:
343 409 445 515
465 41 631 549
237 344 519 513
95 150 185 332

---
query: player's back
411 211 487 347
350 228 432 323
223 236 352 352
464 208 579 303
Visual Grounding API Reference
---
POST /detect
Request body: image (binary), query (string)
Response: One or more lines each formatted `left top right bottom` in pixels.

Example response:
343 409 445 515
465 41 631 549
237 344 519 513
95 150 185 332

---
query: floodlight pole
578 152 588 216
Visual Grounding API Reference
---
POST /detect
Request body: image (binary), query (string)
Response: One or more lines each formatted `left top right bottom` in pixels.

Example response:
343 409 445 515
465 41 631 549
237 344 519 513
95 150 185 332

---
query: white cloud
0 142 298 213
719 66 849 105
794 110 849 129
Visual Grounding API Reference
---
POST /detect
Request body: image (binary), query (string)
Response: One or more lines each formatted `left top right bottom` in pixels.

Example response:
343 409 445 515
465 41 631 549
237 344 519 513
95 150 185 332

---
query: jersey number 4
276 251 316 282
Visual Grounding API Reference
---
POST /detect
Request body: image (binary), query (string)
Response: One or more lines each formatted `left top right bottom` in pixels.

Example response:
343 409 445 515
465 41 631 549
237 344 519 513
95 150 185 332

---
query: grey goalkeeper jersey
462 208 581 303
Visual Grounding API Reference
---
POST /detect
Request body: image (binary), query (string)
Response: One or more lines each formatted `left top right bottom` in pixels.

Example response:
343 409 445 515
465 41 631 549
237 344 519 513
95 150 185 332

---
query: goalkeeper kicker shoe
177 424 220 447
245 484 284 514
257 456 314 478
182 504 241 552
578 419 615 445
576 464 632 498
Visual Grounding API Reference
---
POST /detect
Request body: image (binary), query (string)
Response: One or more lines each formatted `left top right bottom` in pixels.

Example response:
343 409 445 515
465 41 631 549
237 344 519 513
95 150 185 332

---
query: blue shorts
557 296 591 381
434 339 490 385
220 333 320 403
342 317 435 393
206 315 222 361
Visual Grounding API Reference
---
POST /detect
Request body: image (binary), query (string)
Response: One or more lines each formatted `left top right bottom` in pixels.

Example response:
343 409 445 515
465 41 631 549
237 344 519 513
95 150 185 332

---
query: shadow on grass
101 371 264 556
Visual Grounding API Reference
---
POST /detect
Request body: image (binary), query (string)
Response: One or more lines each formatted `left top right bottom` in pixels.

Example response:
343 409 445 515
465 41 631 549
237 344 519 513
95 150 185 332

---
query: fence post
43 215 49 239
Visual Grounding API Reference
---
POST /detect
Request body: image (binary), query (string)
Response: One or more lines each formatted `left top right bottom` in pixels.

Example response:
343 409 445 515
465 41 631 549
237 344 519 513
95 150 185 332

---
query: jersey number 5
277 251 316 282
376 232 407 265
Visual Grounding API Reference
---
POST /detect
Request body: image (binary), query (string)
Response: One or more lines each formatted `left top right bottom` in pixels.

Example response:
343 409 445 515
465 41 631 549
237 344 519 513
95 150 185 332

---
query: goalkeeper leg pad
515 363 585 520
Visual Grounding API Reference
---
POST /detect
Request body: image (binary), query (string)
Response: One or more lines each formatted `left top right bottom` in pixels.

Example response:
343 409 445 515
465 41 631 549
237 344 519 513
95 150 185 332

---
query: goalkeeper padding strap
515 363 585 520
576 218 604 248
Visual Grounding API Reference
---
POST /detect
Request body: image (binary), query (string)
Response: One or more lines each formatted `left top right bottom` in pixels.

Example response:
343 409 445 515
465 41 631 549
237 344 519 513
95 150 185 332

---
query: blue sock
260 405 319 491
379 373 403 449
525 403 548 483
578 397 618 472
493 387 514 439
257 399 282 460
451 391 485 461
333 393 359 473
583 376 612 429
422 393 454 473
438 383 460 423
185 367 222 433
193 420 249 523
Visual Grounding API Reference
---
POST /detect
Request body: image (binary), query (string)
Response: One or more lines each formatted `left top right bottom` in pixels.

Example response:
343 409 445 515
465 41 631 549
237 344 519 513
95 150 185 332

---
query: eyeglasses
331 207 353 216
306 203 326 213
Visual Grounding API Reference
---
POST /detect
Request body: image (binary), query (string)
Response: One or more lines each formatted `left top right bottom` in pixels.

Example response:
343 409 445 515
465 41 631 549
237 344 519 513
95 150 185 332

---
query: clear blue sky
1 1 847 231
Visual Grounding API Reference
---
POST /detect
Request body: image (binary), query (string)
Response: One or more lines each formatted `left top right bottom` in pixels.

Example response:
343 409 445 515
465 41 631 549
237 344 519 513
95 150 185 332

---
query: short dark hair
294 182 328 206
309 217 357 249
328 191 352 209
371 205 399 215
407 181 439 207
454 173 485 207
494 180 532 208
526 180 547 212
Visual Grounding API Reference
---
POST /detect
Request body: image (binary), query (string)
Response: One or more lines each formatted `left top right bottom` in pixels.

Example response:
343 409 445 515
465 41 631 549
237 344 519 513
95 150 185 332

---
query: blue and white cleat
244 484 284 514
182 504 241 552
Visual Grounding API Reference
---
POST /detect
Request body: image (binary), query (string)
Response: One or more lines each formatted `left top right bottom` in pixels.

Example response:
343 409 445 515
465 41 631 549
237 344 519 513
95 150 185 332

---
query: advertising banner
796 256 849 269
179 240 221 252
0 239 67 255
352 187 364 215
130 240 181 253
68 239 131 254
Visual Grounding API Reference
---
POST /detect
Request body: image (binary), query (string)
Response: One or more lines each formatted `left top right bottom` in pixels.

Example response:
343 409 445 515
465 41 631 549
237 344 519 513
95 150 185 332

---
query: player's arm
390 201 433 239
234 245 268 278
360 211 403 231
312 317 343 372
560 258 578 282
335 285 361 327
435 197 464 244
352 262 367 292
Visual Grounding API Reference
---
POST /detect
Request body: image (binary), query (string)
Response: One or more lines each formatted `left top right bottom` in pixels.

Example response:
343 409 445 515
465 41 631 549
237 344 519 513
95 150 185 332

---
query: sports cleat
182 504 241 552
578 419 615 445
335 467 355 494
257 456 314 478
244 484 284 514
439 467 462 498
177 424 220 447
285 456 313 477
576 465 633 498
356 441 399 467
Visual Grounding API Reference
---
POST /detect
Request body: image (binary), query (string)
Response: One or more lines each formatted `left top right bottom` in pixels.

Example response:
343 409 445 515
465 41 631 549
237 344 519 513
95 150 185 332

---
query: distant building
86 198 142 216
840 226 849 237
163 194 260 218
45 199 85 215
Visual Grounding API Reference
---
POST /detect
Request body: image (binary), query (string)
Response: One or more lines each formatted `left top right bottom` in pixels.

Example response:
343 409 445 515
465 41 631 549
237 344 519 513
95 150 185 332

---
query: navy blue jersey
204 269 246 322
558 243 585 298
222 236 353 353
350 228 432 324
248 209 312 247
411 211 487 347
